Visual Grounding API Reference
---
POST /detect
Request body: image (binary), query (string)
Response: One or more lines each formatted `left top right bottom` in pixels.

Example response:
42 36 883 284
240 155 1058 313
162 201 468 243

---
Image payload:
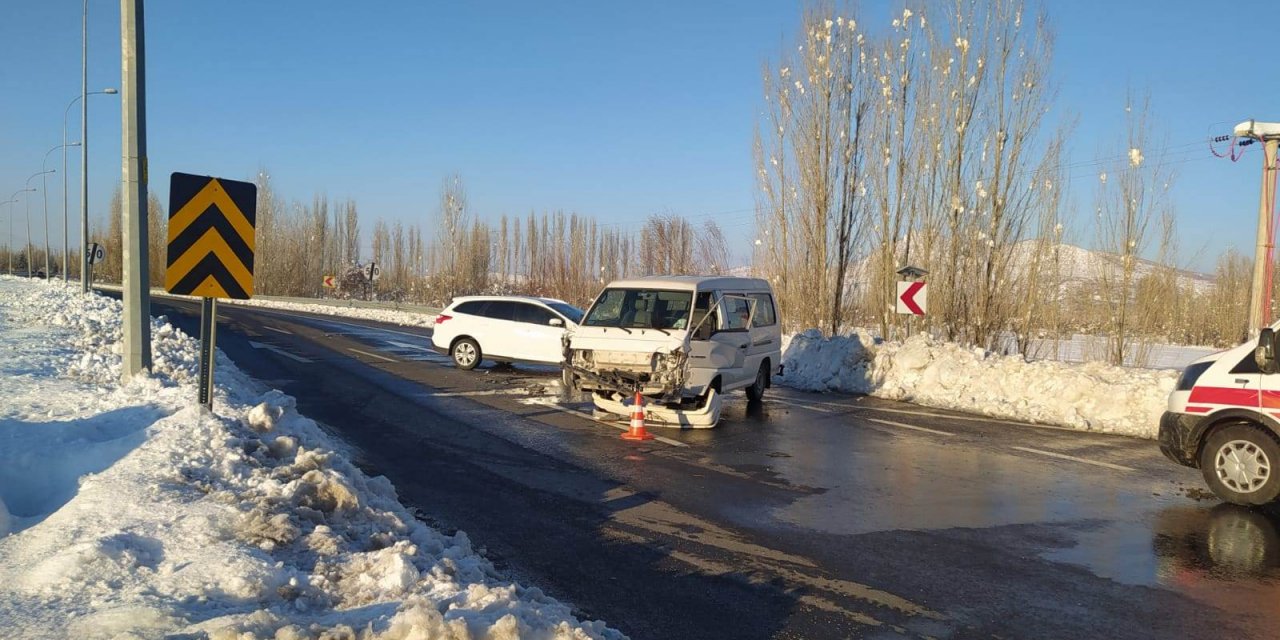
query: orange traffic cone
622 391 655 441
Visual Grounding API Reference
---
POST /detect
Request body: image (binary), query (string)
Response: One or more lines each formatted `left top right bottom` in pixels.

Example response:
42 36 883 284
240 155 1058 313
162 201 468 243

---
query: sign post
165 172 257 411
85 242 105 289
365 261 379 301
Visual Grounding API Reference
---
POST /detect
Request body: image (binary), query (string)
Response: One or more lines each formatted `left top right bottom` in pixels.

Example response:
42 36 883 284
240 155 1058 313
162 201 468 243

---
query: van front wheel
746 363 769 402
1200 423 1280 506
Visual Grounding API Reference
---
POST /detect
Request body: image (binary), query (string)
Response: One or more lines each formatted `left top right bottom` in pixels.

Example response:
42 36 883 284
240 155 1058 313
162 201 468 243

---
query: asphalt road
112 292 1280 639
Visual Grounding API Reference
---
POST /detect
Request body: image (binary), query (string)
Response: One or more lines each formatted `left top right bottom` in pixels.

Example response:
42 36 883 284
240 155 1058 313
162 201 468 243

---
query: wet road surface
114 292 1280 639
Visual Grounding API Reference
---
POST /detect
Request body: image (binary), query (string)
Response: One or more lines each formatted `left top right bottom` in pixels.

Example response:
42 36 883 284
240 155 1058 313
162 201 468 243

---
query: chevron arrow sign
165 172 258 299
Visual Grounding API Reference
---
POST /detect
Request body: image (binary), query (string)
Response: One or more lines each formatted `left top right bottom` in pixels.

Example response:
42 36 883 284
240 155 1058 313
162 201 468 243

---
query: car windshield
582 289 694 330
546 302 585 325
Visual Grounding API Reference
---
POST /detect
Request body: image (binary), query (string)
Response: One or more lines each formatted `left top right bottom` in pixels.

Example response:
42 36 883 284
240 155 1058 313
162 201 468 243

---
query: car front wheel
452 338 481 370
1200 422 1280 506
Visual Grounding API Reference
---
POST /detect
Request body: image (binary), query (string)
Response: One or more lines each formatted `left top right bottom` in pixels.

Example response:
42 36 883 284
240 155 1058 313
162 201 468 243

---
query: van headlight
1176 361 1213 391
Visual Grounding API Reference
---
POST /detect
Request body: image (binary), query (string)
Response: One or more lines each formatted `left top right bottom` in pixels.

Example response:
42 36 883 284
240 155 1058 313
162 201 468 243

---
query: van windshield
582 289 694 330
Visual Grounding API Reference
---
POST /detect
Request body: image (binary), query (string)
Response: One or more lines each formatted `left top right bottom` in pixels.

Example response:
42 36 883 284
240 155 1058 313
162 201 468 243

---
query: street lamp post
1 198 17 274
24 172 53 276
43 144 78 279
65 88 117 286
6 189 34 274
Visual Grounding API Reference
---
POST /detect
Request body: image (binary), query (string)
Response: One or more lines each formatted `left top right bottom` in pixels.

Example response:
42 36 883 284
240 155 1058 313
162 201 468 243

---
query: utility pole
121 0 151 379
1236 120 1280 337
81 0 90 291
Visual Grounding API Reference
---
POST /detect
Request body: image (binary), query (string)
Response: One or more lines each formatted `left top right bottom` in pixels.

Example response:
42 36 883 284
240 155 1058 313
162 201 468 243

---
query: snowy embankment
781 329 1181 439
0 277 619 640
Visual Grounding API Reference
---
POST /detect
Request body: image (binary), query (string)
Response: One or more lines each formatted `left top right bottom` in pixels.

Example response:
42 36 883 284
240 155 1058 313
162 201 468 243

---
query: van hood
568 326 687 354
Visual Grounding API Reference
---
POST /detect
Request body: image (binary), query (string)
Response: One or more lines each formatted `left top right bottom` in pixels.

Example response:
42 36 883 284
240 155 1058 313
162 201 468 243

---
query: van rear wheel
1200 423 1280 506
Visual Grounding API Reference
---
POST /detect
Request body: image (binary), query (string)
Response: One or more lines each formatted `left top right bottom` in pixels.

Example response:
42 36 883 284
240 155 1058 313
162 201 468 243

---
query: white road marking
770 399 838 414
386 339 431 351
248 341 313 363
427 389 531 398
263 325 292 335
865 417 955 437
1010 446 1135 472
348 347 399 363
527 401 690 448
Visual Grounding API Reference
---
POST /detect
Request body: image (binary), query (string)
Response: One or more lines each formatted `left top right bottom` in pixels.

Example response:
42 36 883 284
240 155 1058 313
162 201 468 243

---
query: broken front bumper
592 389 722 429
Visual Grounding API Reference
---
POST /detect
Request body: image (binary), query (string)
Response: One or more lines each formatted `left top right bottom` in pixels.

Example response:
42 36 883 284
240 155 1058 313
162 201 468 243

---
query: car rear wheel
451 338 481 370
745 363 768 402
1200 423 1280 506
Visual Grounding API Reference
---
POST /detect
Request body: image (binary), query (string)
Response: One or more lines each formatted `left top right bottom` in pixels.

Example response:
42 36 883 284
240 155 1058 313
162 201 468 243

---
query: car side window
515 303 556 325
483 301 517 321
749 293 777 328
455 301 485 315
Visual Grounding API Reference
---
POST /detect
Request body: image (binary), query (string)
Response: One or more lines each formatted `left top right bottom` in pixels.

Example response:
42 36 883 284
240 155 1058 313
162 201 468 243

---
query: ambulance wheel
1200 423 1280 506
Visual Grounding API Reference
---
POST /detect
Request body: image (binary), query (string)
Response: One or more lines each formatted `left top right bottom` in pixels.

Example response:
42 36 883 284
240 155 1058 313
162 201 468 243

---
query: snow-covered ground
781 329 1183 439
225 297 437 330
0 277 620 640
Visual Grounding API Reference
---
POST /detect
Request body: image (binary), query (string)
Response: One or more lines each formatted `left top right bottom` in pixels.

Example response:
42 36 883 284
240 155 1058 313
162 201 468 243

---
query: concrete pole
62 120 69 283
1249 139 1280 337
25 189 33 275
121 0 152 379
81 0 90 292
41 170 51 278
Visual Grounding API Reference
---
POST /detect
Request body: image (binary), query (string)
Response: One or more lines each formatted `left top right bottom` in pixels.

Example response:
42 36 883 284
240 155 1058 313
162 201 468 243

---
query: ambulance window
1231 353 1262 374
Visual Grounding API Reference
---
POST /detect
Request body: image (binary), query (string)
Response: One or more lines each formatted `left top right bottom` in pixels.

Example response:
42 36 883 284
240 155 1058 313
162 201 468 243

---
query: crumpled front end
568 346 689 403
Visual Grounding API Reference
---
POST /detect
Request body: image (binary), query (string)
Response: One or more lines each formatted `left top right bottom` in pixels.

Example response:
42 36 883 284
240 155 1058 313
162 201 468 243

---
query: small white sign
88 243 106 265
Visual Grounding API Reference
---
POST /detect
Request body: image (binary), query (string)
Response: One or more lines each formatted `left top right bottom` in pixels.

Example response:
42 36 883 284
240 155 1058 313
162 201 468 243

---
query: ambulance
1160 327 1280 505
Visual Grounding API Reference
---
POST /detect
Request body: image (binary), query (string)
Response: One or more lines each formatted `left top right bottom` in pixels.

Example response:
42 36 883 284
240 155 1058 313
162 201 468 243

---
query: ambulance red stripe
1186 386 1260 407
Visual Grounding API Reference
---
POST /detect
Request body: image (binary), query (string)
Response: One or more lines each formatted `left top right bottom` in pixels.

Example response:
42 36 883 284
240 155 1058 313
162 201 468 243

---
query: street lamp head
102 88 118 95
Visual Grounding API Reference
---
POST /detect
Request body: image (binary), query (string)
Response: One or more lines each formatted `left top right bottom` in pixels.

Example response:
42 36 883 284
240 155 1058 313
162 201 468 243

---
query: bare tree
755 5 870 334
1093 92 1175 365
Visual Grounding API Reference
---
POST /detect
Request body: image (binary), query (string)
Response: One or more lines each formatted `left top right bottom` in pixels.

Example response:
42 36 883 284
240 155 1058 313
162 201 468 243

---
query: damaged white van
563 276 782 427
1160 326 1280 505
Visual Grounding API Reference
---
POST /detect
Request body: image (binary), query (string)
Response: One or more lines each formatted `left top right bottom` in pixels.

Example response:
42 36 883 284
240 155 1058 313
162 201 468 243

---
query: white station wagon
432 295 584 370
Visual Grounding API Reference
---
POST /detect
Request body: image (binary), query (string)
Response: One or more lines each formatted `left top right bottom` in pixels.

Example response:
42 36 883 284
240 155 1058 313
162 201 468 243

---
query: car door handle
738 343 749 350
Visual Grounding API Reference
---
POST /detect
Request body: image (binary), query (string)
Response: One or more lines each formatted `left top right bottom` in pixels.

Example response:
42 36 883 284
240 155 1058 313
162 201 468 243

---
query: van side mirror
1256 328 1279 374
549 318 564 328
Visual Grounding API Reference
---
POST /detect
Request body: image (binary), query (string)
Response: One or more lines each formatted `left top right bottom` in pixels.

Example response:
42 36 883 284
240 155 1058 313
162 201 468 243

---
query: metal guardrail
93 284 441 316
246 294 440 315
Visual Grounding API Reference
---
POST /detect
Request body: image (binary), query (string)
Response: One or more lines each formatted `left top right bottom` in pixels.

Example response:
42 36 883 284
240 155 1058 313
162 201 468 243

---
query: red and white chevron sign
896 281 927 315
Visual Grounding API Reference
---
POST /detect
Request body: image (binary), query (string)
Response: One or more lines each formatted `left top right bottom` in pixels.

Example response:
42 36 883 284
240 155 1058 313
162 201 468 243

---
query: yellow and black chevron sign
165 172 257 299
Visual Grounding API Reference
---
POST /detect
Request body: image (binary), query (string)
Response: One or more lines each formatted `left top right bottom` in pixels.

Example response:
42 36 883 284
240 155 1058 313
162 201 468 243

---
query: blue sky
2 1 1276 272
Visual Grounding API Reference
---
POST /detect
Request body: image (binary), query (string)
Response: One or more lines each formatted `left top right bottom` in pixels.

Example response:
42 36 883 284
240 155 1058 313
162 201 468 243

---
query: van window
583 289 693 330
721 296 752 331
749 293 777 327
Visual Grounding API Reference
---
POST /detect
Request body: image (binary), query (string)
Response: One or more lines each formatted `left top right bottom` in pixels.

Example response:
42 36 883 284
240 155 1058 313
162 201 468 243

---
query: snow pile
224 297 437 329
0 277 620 640
782 329 1178 438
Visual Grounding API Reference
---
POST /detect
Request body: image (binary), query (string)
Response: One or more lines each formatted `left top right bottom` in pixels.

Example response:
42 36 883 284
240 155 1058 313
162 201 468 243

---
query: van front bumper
1158 411 1200 468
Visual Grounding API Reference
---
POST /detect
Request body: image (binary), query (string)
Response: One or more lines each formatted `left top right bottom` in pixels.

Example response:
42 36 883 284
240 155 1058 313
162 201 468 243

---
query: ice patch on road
781 328 1178 438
